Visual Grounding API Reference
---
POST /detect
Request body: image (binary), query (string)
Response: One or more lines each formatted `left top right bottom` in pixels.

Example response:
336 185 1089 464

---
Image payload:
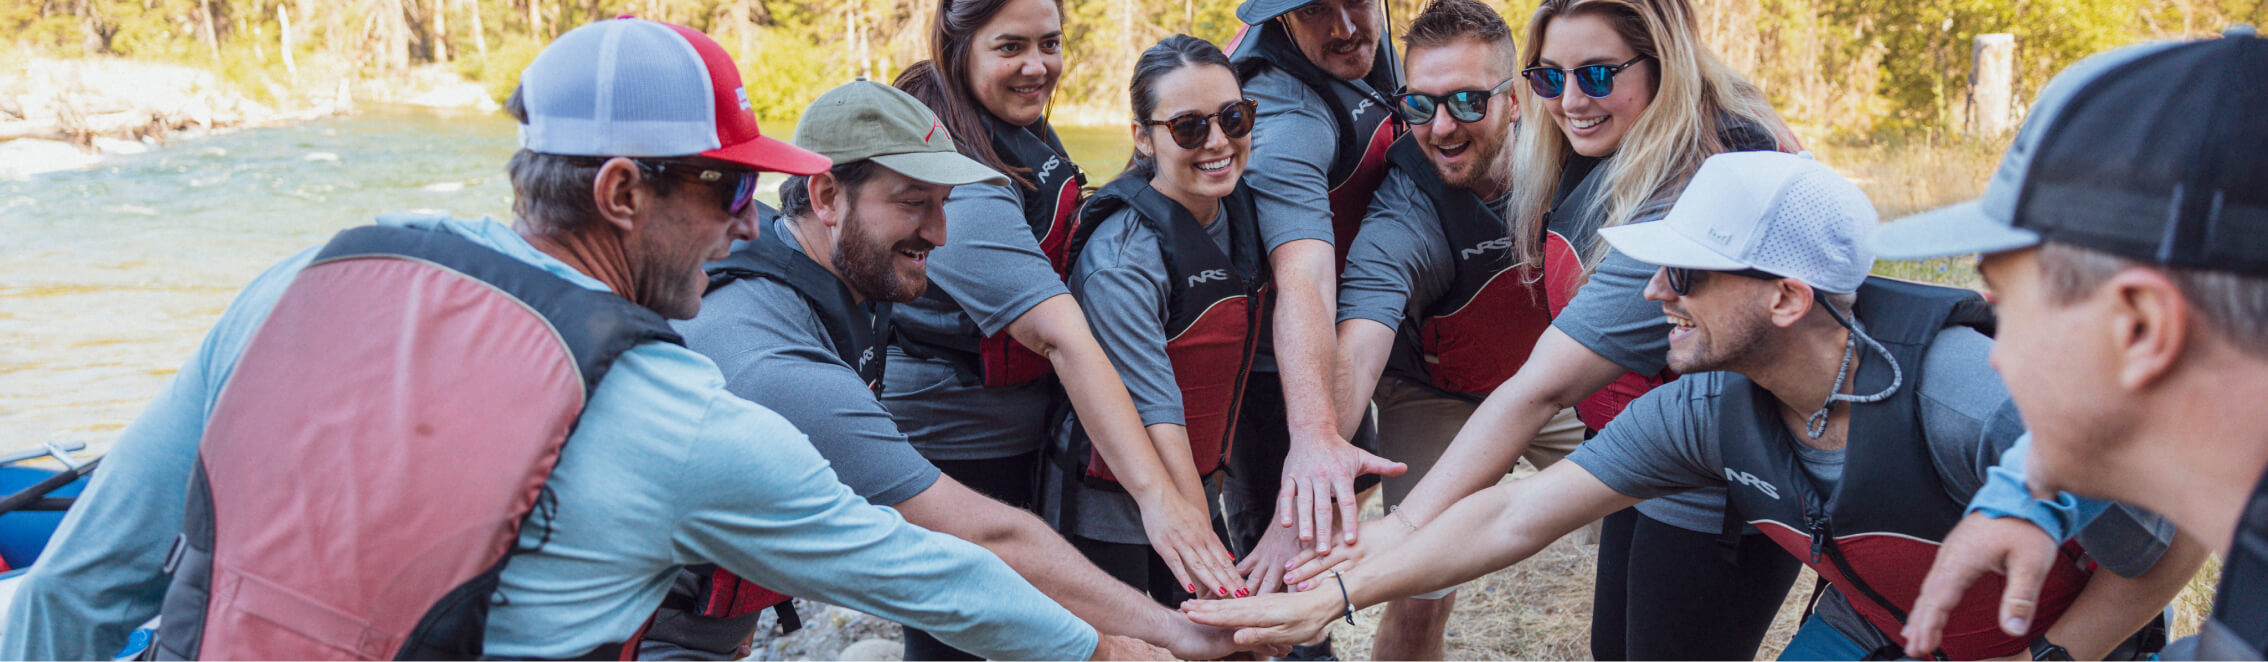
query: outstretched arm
1387 329 1624 527
1186 462 1638 646
1270 239 1406 553
1331 319 1397 441
1009 294 1240 599
2037 531 2206 659
896 476 1245 660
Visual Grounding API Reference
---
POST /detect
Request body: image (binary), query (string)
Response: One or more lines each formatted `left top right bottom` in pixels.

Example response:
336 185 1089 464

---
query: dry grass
1321 474 2220 660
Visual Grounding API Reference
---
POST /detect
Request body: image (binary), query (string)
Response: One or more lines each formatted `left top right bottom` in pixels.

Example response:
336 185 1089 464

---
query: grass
1324 477 2221 660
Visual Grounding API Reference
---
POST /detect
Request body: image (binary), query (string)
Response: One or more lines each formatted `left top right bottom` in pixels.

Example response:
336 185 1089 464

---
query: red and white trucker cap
516 17 831 175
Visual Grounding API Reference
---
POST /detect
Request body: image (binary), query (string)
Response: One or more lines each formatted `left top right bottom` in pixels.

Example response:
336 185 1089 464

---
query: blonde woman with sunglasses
1277 0 1807 658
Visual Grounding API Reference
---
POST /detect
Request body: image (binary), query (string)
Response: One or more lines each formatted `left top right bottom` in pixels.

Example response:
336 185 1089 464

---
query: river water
0 104 1131 454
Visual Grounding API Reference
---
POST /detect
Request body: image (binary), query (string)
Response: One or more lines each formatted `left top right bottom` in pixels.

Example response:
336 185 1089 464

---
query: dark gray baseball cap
1874 26 2268 277
1237 0 1323 24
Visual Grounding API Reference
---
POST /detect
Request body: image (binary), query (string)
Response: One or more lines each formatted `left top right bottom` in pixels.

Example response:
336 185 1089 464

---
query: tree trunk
468 0 487 58
430 0 449 62
278 3 298 76
197 0 223 59
380 0 412 72
731 0 751 59
1965 33 2016 136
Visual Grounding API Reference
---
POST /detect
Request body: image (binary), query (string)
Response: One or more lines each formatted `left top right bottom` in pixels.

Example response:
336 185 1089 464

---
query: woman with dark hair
1050 34 1264 607
889 0 1236 657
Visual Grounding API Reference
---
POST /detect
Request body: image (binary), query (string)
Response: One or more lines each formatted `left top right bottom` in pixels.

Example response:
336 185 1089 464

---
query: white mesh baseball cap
1599 151 1878 294
516 18 830 175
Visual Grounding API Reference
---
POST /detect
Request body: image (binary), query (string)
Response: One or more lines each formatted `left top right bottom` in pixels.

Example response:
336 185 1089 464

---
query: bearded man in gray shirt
1187 151 2199 661
652 81 1251 662
1325 2 1586 658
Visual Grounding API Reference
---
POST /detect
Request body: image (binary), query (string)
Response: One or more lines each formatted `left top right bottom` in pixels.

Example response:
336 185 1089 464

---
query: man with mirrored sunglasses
1189 149 2196 662
1325 1 1588 658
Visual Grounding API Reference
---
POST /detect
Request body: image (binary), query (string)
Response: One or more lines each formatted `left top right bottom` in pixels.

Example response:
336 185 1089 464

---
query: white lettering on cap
736 87 751 111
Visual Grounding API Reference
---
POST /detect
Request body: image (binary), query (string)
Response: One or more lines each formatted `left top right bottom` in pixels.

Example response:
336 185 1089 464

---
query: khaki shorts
1369 377 1588 601
1373 376 1587 508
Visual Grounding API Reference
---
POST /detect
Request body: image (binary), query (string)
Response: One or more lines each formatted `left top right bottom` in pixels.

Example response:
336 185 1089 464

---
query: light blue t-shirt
0 215 1096 661
1966 435 2119 543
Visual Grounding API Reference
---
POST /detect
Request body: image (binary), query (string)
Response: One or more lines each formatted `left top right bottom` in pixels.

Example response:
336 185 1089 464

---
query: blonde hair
1504 0 1790 271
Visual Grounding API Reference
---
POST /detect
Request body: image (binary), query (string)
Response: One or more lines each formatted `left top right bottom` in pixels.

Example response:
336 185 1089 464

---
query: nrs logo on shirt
1460 237 1511 261
1726 468 1781 500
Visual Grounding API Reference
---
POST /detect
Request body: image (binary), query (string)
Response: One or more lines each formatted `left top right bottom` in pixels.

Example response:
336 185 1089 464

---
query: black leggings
1067 536 1198 607
901 451 1041 661
1221 372 1381 555
1590 507 1802 661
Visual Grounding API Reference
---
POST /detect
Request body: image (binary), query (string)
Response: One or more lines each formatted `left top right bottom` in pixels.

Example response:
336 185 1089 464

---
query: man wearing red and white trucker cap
0 17 1152 661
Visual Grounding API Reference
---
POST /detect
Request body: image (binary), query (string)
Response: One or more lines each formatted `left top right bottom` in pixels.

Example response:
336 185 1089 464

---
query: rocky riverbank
0 55 498 179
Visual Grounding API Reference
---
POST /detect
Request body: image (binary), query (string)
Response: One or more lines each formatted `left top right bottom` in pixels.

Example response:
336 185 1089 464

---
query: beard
1432 126 1513 193
1666 304 1774 375
833 204 931 303
627 213 710 321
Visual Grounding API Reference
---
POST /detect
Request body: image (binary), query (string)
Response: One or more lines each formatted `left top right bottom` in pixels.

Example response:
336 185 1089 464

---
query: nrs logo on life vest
1351 98 1374 121
1188 269 1230 287
1040 155 1061 175
1726 468 1781 500
1459 237 1512 261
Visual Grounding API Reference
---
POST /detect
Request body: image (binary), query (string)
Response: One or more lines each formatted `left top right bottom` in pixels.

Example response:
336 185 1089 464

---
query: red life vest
1228 20 1404 271
1538 158 1670 429
1380 135 1554 396
1715 278 2092 659
1058 177 1270 484
896 116 1087 388
151 225 681 660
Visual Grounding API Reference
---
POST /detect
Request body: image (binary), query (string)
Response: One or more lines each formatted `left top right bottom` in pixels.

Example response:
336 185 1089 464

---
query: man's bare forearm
1332 320 1396 441
1270 241 1344 445
1396 329 1629 524
979 506 1185 644
2043 531 2208 659
1344 464 1639 606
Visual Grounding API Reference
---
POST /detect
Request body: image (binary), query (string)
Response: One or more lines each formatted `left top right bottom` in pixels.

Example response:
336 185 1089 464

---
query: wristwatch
2030 637 2074 661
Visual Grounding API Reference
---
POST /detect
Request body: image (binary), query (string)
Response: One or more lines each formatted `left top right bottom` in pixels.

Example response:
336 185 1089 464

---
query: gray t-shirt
1243 67 1373 372
1336 167 1515 387
1043 201 1232 544
1568 326 2172 646
675 220 942 507
1545 205 1733 529
1568 327 2015 526
883 181 1072 461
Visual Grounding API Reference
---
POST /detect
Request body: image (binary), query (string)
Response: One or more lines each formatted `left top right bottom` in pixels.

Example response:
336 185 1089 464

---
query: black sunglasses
1391 78 1517 125
1664 266 1782 296
1522 56 1650 99
569 157 760 216
1141 99 1259 150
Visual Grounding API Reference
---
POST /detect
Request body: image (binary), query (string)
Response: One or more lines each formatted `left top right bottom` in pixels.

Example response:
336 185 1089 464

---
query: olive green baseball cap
791 80 1009 187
